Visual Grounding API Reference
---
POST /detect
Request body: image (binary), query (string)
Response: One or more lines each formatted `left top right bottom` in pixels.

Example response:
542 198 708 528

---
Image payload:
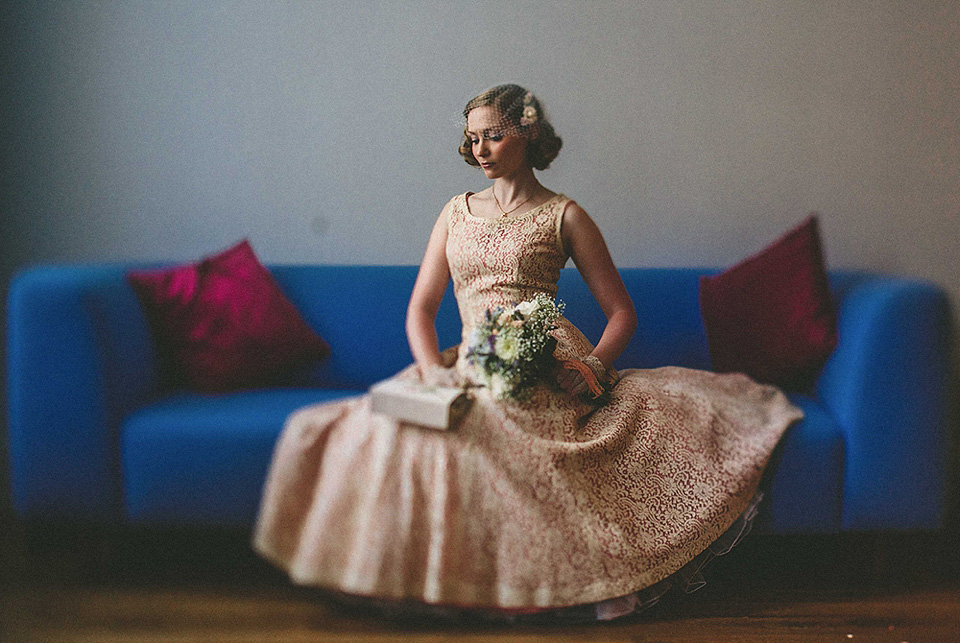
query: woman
408 86 636 398
254 84 802 622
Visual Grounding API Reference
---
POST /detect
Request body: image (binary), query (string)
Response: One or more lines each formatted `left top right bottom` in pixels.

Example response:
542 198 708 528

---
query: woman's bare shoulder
560 199 606 254
560 199 597 230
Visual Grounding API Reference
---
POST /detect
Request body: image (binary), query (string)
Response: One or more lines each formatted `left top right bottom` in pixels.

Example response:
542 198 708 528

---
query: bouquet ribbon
560 359 606 399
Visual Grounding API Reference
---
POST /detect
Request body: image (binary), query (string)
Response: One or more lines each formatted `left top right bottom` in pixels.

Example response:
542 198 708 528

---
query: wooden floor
6 583 960 643
3 525 960 643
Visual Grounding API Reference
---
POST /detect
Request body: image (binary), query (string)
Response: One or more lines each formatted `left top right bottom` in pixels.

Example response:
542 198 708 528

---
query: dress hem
251 490 765 623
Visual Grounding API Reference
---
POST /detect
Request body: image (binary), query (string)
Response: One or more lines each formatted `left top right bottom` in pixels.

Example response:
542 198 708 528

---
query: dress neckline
463 192 563 222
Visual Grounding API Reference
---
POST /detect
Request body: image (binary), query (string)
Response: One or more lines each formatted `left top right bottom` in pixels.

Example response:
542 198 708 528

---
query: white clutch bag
369 378 471 431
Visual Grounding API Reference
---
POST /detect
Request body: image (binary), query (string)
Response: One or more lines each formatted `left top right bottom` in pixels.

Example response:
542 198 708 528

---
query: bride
253 84 802 622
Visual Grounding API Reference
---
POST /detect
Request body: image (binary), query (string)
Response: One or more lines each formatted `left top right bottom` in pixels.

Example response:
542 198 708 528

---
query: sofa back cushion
13 264 866 398
559 268 714 371
271 266 460 389
270 265 717 388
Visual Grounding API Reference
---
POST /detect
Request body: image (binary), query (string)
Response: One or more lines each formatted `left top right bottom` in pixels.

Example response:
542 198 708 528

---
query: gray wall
4 1 958 275
3 1 959 316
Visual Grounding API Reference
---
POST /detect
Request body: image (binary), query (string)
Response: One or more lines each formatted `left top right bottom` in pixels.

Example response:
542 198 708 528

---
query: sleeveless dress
253 193 803 622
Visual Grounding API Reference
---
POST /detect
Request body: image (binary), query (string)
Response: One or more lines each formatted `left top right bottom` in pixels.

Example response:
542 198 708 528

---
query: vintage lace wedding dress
253 193 803 621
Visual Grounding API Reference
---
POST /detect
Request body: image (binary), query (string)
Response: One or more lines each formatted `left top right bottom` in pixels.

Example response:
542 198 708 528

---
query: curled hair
458 84 563 171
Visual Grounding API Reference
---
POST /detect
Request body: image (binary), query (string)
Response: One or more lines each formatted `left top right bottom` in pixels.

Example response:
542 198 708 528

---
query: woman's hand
555 361 590 396
554 356 608 398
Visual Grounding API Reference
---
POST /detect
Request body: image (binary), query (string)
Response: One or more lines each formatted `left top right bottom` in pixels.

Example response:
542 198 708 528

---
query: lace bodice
445 192 570 333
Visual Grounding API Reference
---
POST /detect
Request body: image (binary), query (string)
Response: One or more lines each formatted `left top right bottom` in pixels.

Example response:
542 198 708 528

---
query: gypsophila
466 294 564 400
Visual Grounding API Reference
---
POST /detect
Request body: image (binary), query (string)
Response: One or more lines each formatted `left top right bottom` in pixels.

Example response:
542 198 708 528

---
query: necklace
492 187 534 217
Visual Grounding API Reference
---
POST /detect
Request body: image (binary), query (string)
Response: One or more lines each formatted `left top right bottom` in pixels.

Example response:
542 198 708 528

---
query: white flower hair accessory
520 91 538 126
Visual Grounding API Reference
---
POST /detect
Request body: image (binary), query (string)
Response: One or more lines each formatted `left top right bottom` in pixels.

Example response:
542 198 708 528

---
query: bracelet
581 356 608 385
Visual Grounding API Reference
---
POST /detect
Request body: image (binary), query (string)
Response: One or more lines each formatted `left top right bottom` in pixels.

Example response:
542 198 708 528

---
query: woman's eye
487 134 503 141
470 139 479 145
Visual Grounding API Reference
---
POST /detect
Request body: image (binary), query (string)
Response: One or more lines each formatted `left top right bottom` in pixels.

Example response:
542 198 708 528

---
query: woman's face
466 106 529 179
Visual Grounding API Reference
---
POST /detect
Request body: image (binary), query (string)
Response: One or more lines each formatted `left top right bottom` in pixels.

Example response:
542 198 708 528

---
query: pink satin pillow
699 215 837 390
128 239 330 392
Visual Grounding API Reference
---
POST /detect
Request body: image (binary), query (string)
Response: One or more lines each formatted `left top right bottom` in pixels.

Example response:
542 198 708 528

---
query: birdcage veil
458 84 563 171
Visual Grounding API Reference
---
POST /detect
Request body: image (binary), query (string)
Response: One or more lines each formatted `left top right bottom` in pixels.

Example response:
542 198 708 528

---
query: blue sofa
7 265 953 534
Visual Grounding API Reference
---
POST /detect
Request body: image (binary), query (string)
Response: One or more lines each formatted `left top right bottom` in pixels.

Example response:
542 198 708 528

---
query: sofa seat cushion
122 388 362 524
756 394 845 533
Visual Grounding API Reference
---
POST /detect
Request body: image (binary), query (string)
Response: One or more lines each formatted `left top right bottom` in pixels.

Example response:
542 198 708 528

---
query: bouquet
466 294 565 400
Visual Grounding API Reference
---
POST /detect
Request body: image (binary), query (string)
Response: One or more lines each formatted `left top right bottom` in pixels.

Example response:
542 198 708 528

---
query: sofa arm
816 276 953 531
8 265 159 520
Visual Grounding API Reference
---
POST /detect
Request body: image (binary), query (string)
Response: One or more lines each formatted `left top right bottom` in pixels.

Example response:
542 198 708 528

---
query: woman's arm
406 202 452 376
561 201 638 372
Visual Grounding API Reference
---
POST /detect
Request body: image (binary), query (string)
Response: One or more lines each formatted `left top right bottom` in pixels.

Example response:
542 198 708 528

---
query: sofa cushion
755 394 845 533
122 388 362 524
699 215 837 390
269 266 463 389
128 240 330 393
560 268 713 371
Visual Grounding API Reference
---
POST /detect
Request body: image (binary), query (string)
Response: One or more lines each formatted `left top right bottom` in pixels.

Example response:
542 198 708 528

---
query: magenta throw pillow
699 215 837 389
128 239 330 392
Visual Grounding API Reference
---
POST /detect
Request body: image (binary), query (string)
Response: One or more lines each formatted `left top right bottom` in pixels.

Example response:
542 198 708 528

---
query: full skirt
253 355 802 615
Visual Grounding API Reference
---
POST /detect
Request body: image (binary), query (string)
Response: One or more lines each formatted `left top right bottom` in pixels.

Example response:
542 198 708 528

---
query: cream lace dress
253 193 803 620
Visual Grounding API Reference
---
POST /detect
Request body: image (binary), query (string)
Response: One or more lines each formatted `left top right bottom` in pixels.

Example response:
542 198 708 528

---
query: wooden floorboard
6 583 960 642
3 524 960 643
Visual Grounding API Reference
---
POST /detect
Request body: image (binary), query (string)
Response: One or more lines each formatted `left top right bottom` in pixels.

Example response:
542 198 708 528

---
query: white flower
494 328 520 362
515 298 539 318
